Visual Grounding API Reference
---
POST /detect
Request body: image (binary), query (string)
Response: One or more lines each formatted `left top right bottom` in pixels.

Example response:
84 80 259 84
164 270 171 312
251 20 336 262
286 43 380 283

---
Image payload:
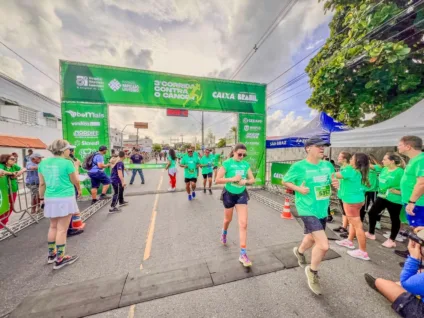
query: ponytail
386 152 406 168
353 153 370 187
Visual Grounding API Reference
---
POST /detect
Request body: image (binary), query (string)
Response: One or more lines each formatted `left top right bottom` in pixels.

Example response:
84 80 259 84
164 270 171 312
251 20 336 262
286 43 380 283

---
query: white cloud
0 55 24 80
309 109 319 117
267 110 310 136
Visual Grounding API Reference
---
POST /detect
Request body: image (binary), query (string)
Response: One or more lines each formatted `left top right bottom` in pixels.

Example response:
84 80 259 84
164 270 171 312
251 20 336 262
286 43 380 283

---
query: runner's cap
30 153 43 158
304 137 331 147
99 145 108 151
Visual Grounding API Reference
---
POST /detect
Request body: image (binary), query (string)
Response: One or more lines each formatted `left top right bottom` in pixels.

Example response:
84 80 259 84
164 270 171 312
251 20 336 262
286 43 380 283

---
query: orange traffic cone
281 198 294 219
71 212 86 230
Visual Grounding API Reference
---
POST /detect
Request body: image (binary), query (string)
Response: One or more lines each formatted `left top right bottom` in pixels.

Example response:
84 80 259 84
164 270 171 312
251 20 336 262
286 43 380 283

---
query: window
19 107 37 124
46 118 57 128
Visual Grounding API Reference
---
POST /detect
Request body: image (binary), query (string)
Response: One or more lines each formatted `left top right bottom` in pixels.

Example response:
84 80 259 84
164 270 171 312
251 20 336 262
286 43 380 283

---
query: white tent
331 100 424 147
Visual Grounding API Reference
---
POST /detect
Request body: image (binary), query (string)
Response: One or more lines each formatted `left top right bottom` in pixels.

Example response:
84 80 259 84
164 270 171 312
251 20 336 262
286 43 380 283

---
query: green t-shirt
365 164 382 192
0 164 21 193
222 158 251 194
337 165 349 199
401 153 424 206
167 156 176 169
283 159 335 219
339 165 365 204
38 157 76 198
200 155 214 175
213 154 221 166
181 155 200 178
378 167 403 205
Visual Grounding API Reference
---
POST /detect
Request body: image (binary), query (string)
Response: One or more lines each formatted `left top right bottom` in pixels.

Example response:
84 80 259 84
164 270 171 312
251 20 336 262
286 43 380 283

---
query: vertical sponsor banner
238 113 265 186
62 102 110 196
0 177 10 216
270 163 292 185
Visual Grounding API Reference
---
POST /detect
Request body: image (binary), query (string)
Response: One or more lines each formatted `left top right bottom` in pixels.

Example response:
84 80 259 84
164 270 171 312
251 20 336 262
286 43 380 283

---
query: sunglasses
188 151 193 153
9 158 16 161
237 153 247 158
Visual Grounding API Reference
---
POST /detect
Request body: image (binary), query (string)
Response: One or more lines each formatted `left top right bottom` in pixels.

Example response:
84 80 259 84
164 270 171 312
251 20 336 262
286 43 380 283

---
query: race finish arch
60 60 267 185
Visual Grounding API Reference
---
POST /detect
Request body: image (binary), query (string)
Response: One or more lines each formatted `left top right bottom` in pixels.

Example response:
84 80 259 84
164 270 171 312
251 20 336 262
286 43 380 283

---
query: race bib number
189 169 195 174
314 185 331 200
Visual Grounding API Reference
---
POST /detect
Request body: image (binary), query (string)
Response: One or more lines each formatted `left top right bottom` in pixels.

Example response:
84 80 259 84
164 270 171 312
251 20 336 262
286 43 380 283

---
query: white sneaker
383 233 404 242
168 187 173 192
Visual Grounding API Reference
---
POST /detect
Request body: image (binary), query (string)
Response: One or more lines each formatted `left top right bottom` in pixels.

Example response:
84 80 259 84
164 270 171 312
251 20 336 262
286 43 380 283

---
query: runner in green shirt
216 143 255 268
398 136 424 228
200 148 214 194
361 154 383 226
180 147 200 201
283 137 334 295
365 152 405 248
333 151 352 236
334 153 371 261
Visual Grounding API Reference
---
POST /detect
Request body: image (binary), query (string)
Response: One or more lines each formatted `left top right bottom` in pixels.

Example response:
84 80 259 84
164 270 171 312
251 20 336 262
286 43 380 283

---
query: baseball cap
60 143 76 151
30 153 43 159
304 136 331 147
99 145 108 151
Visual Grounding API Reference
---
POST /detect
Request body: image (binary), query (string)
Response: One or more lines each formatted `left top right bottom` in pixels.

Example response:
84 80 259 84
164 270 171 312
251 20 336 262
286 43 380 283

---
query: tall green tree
152 143 162 153
217 138 226 148
306 0 424 126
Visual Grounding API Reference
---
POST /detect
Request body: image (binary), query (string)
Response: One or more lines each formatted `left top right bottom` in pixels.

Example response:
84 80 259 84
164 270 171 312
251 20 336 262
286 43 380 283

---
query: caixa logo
73 131 99 137
65 111 105 118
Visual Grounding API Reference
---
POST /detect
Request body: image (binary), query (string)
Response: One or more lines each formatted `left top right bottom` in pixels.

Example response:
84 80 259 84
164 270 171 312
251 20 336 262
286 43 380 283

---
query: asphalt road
0 165 403 317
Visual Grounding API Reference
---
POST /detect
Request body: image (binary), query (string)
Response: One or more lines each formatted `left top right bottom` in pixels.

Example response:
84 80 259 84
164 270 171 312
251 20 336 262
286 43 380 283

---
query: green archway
60 60 267 185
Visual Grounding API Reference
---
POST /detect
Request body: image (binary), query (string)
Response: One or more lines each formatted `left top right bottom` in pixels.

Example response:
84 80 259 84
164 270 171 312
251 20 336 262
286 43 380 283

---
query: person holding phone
38 139 81 270
216 143 255 267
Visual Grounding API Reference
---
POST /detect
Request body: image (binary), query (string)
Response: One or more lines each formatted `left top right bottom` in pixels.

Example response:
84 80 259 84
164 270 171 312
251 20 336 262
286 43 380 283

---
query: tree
306 0 424 126
152 143 162 153
206 129 216 147
230 126 237 143
217 138 226 148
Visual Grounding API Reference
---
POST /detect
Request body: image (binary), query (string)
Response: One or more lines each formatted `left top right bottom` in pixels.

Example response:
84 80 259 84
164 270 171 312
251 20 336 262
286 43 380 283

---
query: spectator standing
26 153 43 214
109 151 128 213
0 154 25 228
129 148 145 185
88 146 111 205
38 139 81 269
24 149 33 167
166 148 177 191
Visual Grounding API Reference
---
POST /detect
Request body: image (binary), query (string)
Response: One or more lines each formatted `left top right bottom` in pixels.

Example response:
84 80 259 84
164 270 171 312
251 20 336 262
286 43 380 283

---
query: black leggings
368 197 402 240
360 192 378 222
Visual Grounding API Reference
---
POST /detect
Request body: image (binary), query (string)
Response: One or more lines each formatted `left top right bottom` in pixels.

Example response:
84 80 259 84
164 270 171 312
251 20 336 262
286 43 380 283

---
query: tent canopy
331 100 424 147
266 112 349 148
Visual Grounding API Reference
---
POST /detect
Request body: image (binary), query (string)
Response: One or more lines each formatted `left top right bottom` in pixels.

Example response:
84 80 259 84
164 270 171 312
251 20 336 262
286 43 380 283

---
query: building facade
109 127 123 151
123 135 153 152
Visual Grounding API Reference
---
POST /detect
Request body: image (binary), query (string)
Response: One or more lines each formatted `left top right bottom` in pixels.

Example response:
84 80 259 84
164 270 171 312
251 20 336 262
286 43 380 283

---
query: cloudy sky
0 0 332 143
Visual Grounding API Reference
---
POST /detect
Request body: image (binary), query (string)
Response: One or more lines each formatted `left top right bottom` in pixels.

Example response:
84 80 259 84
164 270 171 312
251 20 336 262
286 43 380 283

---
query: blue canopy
266 112 349 149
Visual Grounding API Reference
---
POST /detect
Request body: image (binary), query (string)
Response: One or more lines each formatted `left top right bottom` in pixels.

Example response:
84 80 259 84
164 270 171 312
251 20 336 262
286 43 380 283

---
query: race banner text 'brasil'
60 60 266 114
238 113 266 186
271 163 292 186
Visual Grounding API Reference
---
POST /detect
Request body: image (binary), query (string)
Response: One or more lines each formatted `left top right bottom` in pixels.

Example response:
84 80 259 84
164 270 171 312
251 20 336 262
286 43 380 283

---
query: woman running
38 139 81 269
333 151 351 237
335 153 371 261
166 149 177 192
216 143 255 267
360 154 383 225
366 152 405 248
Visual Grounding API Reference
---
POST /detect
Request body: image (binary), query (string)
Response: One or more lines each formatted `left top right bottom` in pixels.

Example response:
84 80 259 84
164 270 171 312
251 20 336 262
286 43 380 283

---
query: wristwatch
408 200 416 204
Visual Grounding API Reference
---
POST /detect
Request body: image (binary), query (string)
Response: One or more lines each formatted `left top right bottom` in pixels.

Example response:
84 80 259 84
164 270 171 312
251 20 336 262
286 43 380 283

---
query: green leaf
387 55 398 63
365 81 374 89
395 47 411 56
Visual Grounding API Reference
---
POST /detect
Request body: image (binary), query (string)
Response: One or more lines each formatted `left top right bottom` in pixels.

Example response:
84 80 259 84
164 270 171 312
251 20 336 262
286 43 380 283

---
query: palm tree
230 126 237 144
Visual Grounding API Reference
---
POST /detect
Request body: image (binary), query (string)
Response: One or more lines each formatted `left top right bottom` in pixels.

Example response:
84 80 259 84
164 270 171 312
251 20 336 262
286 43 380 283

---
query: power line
267 87 310 110
267 81 309 103
0 40 59 84
229 0 299 80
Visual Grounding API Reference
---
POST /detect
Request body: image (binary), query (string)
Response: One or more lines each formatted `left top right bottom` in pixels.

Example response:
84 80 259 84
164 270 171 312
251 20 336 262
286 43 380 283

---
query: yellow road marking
139 263 143 271
128 305 135 318
143 174 163 261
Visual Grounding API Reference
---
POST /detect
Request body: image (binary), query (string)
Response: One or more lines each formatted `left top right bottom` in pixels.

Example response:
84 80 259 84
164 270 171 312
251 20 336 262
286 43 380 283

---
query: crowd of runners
1 133 423 317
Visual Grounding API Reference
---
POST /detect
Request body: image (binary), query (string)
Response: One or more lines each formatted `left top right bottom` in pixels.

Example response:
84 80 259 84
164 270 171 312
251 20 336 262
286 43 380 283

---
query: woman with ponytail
361 154 383 226
334 153 371 261
366 152 405 248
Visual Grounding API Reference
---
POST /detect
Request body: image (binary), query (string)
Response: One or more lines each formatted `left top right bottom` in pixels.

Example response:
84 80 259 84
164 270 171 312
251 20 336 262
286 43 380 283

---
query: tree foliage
152 143 162 152
307 0 424 126
217 138 226 148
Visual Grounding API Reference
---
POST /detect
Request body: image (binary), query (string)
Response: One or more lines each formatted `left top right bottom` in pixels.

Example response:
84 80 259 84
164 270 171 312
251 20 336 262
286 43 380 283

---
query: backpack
82 152 97 170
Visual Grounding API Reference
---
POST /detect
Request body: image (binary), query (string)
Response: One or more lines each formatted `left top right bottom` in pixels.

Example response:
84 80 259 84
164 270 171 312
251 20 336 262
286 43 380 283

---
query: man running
200 148 214 194
283 137 335 295
129 148 145 185
88 145 111 205
180 147 200 201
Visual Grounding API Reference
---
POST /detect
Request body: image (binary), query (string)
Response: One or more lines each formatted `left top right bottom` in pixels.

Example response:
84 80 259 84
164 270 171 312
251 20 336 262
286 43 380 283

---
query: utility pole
181 134 184 144
136 128 139 147
201 111 204 150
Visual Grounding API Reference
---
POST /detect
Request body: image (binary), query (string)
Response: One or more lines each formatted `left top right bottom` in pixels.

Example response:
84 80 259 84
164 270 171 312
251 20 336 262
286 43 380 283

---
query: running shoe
188 194 192 201
347 249 370 261
142 181 145 184
333 226 348 233
239 253 252 267
364 273 378 292
209 189 213 195
168 187 174 192
203 188 206 194
67 229 84 237
47 254 57 264
382 239 396 248
109 207 121 213
293 246 307 268
99 194 110 200
221 234 227 245
91 199 99 205
192 191 196 198
383 233 404 242
399 262 424 269
339 232 349 239
394 249 409 258
399 230 408 238
375 221 381 230
54 255 79 270
305 266 321 295
335 239 355 249
365 232 376 240
118 201 129 207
